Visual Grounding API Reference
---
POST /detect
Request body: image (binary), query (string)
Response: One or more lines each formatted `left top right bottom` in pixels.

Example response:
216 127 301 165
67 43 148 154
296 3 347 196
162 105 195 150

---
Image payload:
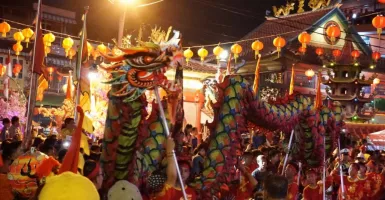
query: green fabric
36 94 65 107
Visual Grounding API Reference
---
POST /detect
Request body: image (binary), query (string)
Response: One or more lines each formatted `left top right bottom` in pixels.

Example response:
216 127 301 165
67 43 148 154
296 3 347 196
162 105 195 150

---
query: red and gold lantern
273 36 286 57
332 49 342 60
351 50 360 60
13 43 23 56
326 25 341 44
315 47 324 56
251 40 264 58
13 63 22 76
372 15 385 38
0 21 11 37
298 46 306 54
372 51 381 62
298 32 311 48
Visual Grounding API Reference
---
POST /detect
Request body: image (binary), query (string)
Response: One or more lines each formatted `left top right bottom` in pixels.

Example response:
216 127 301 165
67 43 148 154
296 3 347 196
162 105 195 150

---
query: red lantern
273 36 286 57
298 32 311 48
351 50 360 59
298 47 306 54
13 63 22 76
47 66 55 74
372 15 385 37
332 49 342 60
315 48 324 56
0 64 5 76
326 25 341 44
372 51 381 62
57 75 63 82
379 0 385 3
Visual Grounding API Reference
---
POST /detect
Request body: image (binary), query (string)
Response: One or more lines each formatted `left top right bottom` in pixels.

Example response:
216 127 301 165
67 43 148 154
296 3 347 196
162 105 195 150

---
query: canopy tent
367 129 385 149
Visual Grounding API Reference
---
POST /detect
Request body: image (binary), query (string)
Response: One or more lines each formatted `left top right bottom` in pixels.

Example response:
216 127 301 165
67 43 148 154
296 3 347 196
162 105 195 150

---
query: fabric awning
367 130 385 147
345 122 385 139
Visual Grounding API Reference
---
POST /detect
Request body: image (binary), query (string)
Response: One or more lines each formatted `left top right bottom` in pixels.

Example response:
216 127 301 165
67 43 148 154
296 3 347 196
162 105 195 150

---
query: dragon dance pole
281 129 294 176
154 86 188 200
337 138 345 199
323 136 326 200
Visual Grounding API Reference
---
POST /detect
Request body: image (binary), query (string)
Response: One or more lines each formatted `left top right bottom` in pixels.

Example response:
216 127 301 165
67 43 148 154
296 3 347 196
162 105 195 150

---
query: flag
76 7 91 113
36 74 48 101
289 64 295 95
66 75 73 100
314 73 322 109
3 50 12 99
252 54 262 95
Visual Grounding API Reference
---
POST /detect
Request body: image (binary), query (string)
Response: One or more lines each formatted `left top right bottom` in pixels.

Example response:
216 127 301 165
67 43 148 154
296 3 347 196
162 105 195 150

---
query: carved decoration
272 2 295 17
308 0 331 11
297 0 305 13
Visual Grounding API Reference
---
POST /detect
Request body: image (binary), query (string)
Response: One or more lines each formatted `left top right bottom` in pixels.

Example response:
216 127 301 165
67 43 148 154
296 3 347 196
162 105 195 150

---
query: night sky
3 0 286 46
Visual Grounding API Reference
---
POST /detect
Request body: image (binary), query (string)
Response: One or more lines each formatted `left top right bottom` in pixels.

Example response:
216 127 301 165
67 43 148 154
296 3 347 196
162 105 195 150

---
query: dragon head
100 28 182 102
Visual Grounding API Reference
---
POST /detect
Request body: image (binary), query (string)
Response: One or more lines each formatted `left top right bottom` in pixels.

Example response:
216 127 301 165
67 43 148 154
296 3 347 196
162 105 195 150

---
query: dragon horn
98 62 123 72
100 53 125 62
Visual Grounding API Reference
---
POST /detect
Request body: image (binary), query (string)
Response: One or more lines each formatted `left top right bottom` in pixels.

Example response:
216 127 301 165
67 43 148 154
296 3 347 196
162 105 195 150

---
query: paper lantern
332 49 342 60
298 46 306 54
183 48 193 64
0 21 11 37
21 28 34 47
43 33 55 47
213 45 224 61
231 43 242 62
47 66 55 74
372 51 381 62
13 43 23 56
87 42 94 58
62 37 74 57
251 40 264 59
44 46 51 57
68 48 76 60
197 47 208 62
326 25 341 44
315 47 324 56
372 15 385 37
373 78 380 85
273 36 286 55
57 75 63 82
351 50 360 59
305 69 315 80
298 32 311 48
13 31 25 44
0 64 5 76
13 63 22 76
97 43 107 54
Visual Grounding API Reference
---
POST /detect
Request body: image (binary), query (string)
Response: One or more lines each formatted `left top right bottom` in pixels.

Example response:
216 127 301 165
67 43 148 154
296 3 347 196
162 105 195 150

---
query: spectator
61 118 75 139
192 143 206 176
83 160 103 190
261 174 288 200
8 116 21 141
1 118 10 142
252 155 271 192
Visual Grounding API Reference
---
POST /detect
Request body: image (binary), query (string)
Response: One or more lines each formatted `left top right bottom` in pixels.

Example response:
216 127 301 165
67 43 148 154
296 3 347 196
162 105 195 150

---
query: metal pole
117 6 127 47
154 86 188 200
338 138 346 199
323 136 326 200
25 0 42 141
281 129 294 176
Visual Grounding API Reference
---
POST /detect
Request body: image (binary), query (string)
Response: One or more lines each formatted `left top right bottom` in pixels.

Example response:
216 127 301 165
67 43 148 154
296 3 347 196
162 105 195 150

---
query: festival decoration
68 48 76 60
0 64 5 76
213 45 224 63
87 42 94 58
0 21 11 37
332 49 342 60
298 46 306 54
43 32 55 47
305 69 315 80
315 47 324 56
47 66 55 81
97 43 107 54
372 51 381 62
13 31 25 44
231 43 242 62
197 47 208 63
44 46 51 57
0 92 27 123
298 31 311 48
21 28 34 47
326 24 341 44
13 63 22 76
373 78 380 85
351 50 360 60
379 0 385 3
251 40 264 58
372 15 385 38
92 50 100 60
13 43 23 56
273 36 286 57
62 37 74 57
183 48 193 64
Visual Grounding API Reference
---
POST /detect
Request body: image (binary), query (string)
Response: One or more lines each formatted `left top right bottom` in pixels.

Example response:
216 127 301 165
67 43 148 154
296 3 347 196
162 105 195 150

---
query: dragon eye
131 56 155 65
144 56 154 64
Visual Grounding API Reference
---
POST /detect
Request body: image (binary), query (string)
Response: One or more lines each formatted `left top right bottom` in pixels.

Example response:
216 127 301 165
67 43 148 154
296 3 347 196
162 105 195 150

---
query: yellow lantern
183 48 193 64
13 31 25 44
12 43 23 56
213 45 224 62
45 46 51 57
62 37 74 57
97 43 107 54
43 33 55 47
251 40 264 59
231 43 242 62
197 47 208 63
87 42 94 58
68 48 76 60
22 28 34 47
0 21 11 37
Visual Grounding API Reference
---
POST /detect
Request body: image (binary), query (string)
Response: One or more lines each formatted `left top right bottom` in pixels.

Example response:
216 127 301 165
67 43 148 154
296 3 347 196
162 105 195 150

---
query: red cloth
333 175 364 200
154 183 196 200
35 156 60 179
302 184 322 200
287 182 298 200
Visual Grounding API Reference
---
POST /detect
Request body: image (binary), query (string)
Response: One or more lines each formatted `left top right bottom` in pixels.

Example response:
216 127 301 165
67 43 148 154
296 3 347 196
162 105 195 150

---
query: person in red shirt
302 169 322 200
236 151 258 200
358 163 373 200
331 162 364 200
284 163 298 200
155 137 197 200
366 161 385 200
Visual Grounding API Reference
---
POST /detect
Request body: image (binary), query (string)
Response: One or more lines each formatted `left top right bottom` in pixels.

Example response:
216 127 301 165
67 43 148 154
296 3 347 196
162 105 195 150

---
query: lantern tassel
255 50 259 59
302 43 306 48
377 28 382 40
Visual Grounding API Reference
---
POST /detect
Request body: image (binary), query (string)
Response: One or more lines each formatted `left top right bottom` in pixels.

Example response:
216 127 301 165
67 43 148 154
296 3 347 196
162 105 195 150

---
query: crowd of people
0 116 385 200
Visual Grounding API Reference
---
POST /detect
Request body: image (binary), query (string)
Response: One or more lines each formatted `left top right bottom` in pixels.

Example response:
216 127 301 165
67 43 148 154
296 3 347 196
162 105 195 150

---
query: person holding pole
154 137 196 200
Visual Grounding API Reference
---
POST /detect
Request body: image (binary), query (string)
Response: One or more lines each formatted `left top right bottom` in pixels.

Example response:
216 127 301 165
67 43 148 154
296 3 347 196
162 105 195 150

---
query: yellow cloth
61 128 90 156
38 172 99 200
